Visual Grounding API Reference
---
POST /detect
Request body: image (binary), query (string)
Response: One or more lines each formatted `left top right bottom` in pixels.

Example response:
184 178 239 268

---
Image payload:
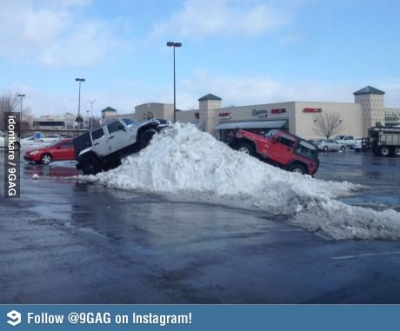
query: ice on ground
79 123 400 240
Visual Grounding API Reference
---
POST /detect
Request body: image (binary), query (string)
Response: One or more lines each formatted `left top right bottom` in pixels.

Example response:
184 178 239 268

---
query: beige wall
134 103 173 121
294 102 363 139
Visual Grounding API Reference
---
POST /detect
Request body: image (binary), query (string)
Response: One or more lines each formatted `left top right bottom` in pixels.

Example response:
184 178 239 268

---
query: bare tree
313 112 342 138
0 91 20 130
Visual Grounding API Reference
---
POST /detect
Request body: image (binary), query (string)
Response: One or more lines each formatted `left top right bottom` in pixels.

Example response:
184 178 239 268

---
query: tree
0 91 33 132
0 91 20 131
313 112 342 138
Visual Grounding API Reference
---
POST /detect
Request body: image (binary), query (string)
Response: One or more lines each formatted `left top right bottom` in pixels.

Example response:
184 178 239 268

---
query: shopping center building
121 86 398 141
81 85 399 140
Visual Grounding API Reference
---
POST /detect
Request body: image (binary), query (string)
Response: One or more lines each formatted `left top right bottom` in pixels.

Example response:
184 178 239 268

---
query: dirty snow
79 123 400 240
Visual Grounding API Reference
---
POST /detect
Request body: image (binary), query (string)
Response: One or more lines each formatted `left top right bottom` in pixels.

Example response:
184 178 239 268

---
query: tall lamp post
88 99 96 130
75 78 85 135
18 94 25 134
166 41 182 123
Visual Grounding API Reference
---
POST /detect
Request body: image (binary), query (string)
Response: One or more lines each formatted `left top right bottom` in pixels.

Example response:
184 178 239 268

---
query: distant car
0 130 20 150
24 138 75 164
333 135 357 147
318 139 346 152
40 134 62 142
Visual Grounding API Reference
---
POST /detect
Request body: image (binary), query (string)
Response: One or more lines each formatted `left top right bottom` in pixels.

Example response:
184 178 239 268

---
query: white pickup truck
333 135 357 148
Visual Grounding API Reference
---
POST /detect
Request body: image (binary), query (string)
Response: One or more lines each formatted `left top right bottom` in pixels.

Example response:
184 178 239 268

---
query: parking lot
1 149 400 304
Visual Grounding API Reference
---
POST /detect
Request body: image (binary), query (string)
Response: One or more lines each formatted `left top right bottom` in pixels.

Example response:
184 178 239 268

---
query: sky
66 123 400 241
1 0 400 118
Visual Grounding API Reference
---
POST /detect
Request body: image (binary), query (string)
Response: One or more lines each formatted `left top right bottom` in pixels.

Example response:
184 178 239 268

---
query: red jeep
228 129 319 175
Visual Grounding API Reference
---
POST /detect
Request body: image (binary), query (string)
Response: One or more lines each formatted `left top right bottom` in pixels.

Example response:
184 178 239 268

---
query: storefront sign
251 109 268 117
219 112 232 119
303 108 322 113
271 108 286 114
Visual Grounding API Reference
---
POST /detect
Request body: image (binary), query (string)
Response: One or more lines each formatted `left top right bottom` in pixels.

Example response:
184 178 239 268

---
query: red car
24 138 76 165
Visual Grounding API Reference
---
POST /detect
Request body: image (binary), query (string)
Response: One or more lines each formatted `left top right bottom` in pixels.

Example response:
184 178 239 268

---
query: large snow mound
79 123 400 240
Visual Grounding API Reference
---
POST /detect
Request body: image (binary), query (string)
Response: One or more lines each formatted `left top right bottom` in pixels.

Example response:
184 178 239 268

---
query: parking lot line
331 251 400 260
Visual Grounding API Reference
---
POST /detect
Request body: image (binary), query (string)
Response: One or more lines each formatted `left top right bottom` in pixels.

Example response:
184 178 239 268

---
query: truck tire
81 157 102 175
140 129 157 149
235 141 255 156
380 146 390 157
103 158 122 171
393 147 400 157
288 163 307 175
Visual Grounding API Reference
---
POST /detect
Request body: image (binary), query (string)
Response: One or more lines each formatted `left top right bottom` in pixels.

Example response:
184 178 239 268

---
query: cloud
0 0 126 67
149 0 289 40
174 70 359 110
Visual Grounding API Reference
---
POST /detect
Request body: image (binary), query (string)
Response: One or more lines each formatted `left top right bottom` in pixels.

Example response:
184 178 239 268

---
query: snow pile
81 123 400 240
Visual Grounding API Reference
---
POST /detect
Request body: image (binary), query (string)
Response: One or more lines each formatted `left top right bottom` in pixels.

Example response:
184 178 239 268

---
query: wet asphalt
1 149 400 304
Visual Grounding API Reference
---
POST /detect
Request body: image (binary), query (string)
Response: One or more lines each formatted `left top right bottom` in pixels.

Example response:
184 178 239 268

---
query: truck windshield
121 118 139 126
264 129 279 139
295 141 318 160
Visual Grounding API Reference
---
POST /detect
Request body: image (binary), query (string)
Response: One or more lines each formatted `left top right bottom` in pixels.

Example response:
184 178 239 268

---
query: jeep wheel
288 163 306 175
236 142 255 156
103 158 122 171
380 146 390 157
140 129 157 149
41 153 53 165
81 157 102 175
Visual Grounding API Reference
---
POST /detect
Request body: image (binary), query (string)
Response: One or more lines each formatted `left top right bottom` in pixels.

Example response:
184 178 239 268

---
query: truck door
91 127 110 157
268 132 296 165
106 120 129 153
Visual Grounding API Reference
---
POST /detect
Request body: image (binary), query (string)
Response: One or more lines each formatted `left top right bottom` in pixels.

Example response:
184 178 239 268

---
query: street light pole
75 78 85 135
166 41 182 123
18 94 25 135
88 99 96 130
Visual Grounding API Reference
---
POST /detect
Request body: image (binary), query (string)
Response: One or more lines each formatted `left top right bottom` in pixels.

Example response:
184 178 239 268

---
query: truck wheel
81 157 102 175
393 147 400 157
288 163 306 175
140 129 157 149
235 142 255 156
103 158 122 171
380 146 390 157
41 153 53 165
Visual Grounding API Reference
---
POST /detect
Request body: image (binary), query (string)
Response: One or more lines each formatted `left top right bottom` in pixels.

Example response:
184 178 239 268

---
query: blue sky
1 0 399 117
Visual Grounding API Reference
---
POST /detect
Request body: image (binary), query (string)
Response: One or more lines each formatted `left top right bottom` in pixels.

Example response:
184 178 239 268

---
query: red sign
303 108 322 113
219 112 231 119
271 108 286 114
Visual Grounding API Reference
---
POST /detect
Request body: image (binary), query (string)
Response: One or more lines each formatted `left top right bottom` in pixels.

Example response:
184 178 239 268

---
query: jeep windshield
121 118 139 126
295 140 318 160
263 129 279 139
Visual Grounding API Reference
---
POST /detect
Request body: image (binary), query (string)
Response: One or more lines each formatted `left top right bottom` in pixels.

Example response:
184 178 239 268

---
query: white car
317 139 346 152
0 130 21 150
40 134 62 142
333 135 357 147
